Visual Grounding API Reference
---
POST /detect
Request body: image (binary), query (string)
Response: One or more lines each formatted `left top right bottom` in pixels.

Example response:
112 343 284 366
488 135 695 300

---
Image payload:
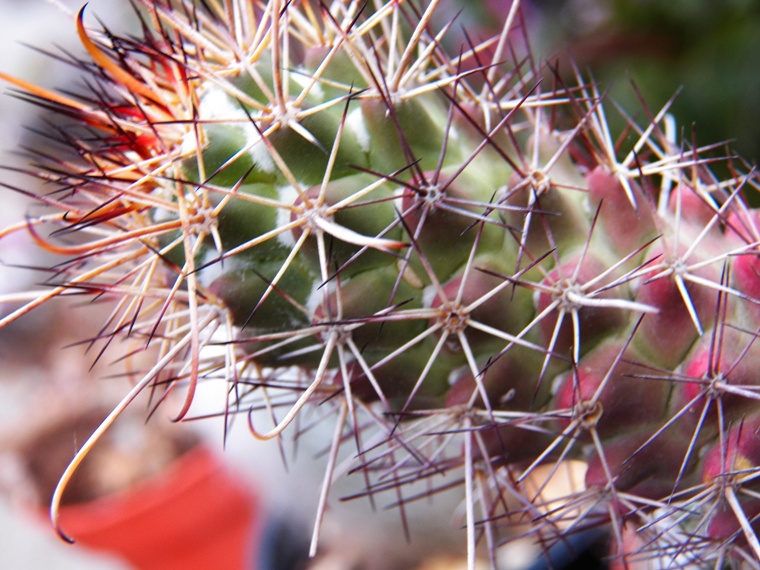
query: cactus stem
4 0 760 564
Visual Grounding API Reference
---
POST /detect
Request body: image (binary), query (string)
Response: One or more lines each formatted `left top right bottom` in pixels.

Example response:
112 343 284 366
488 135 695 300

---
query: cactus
2 0 760 567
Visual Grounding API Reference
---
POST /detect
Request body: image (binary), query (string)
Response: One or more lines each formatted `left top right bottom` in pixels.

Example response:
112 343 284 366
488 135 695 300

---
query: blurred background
533 0 760 166
0 3 135 568
0 1 758 568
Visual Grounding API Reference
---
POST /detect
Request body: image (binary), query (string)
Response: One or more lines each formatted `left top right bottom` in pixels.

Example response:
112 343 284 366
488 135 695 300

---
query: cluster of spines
1 1 760 567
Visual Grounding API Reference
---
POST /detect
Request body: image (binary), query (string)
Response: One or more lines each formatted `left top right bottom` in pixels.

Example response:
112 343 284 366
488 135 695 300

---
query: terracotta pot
54 445 260 570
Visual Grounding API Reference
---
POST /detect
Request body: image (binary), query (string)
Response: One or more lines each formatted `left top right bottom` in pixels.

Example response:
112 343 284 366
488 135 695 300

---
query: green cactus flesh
3 0 760 566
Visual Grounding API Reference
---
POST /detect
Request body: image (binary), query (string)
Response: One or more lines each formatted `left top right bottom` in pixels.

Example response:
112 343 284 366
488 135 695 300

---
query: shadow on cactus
2 0 760 567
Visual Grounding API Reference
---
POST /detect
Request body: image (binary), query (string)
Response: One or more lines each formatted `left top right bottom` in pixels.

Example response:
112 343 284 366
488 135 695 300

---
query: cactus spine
2 0 760 567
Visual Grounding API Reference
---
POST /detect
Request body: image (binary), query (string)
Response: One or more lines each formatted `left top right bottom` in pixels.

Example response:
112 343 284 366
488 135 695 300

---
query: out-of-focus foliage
471 0 760 164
